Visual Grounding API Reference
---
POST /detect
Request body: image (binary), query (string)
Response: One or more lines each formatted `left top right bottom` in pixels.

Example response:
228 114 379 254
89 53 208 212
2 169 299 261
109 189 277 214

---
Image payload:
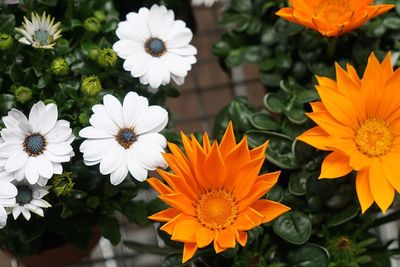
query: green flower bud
83 17 101 33
79 112 90 125
9 84 19 93
44 99 56 105
52 172 75 197
81 75 102 96
88 47 100 60
94 10 106 22
15 86 32 104
0 33 13 51
97 48 117 68
51 57 69 76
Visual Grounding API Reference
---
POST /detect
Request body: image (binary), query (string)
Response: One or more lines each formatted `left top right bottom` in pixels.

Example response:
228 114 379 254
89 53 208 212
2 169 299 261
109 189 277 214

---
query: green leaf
260 72 283 87
285 243 329 267
213 41 231 57
0 14 15 33
250 112 280 131
264 93 286 113
163 253 184 267
260 59 277 72
266 184 284 202
0 94 15 115
100 215 121 245
272 211 312 245
383 17 400 30
289 170 311 196
244 46 262 63
327 205 359 227
246 130 299 169
226 49 244 68
121 200 150 227
231 0 252 13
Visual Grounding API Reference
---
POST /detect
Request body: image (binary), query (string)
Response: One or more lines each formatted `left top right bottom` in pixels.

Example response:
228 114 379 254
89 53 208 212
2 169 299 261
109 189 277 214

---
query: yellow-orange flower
298 52 400 214
276 0 394 37
148 123 290 263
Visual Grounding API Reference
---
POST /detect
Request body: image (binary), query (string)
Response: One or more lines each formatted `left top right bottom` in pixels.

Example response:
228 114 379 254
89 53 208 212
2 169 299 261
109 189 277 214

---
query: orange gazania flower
148 123 290 263
276 0 394 37
298 52 400 214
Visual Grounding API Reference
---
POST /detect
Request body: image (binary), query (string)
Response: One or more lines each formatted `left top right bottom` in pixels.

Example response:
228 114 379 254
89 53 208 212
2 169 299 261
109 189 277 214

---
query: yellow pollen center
196 189 238 230
315 0 350 23
355 118 393 157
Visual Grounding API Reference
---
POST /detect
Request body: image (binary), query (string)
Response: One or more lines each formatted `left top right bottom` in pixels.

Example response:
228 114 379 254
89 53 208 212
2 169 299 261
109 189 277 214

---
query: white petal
0 142 23 157
32 188 49 199
21 208 31 220
52 163 63 174
79 126 113 139
146 59 164 88
113 39 144 59
27 205 44 217
80 139 114 162
1 128 25 142
99 145 124 175
137 132 167 148
0 181 17 198
110 155 129 185
5 150 28 172
46 126 73 143
43 150 70 163
122 92 149 128
127 151 148 182
33 156 53 179
103 95 124 128
131 141 165 170
29 101 46 132
168 45 197 56
123 52 152 78
148 5 170 37
31 199 51 208
90 105 119 135
166 28 193 48
12 206 22 220
135 106 168 135
0 206 7 228
46 143 73 156
39 103 58 135
25 158 40 184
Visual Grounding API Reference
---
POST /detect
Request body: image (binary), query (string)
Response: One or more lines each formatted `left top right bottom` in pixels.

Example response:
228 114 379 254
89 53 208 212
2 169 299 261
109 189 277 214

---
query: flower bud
52 172 75 197
15 86 32 104
81 75 102 96
51 57 69 76
83 17 101 33
88 47 100 60
97 48 117 68
94 10 106 22
79 112 90 125
0 33 13 51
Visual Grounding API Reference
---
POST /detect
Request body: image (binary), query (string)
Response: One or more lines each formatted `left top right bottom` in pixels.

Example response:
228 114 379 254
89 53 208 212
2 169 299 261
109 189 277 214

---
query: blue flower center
16 185 33 205
116 128 137 149
34 30 49 45
145 38 166 57
24 133 46 156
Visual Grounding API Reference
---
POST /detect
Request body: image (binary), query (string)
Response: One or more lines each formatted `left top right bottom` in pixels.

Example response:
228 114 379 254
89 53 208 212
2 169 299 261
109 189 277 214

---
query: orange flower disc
276 0 394 37
148 122 290 263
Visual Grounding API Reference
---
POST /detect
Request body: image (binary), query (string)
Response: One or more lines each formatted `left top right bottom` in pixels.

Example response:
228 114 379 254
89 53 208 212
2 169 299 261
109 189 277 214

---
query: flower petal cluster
80 92 168 185
15 12 62 49
148 122 290 263
0 101 74 185
276 0 394 37
0 181 17 228
192 0 218 7
113 5 197 88
298 52 400 213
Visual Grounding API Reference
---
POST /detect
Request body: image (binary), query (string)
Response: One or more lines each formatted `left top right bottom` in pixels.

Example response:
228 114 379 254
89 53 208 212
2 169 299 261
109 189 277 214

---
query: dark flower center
24 133 46 156
145 37 166 57
16 185 33 205
116 128 137 149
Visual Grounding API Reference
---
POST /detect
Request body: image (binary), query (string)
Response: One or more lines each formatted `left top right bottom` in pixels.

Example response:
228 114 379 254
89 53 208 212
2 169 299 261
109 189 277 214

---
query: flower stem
369 211 400 229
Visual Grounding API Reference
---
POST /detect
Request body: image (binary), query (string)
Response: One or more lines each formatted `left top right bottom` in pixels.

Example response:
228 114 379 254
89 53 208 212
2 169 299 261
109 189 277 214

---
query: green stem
369 211 400 229
326 37 338 60
123 240 178 255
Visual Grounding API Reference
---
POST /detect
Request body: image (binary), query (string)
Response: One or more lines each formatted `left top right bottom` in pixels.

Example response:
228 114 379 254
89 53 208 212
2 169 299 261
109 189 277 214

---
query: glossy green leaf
272 211 312 245
285 243 329 267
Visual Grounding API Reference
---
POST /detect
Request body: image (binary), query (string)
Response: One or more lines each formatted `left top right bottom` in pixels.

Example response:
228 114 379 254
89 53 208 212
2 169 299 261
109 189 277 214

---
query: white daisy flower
0 101 75 185
15 12 62 49
79 92 168 185
9 182 51 221
0 181 17 228
192 0 218 7
113 4 197 88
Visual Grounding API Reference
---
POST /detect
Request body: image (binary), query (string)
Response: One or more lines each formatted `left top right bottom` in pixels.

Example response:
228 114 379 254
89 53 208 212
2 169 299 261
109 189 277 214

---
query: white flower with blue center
113 4 197 88
15 12 62 49
0 181 17 228
79 92 168 185
8 182 51 221
0 101 75 185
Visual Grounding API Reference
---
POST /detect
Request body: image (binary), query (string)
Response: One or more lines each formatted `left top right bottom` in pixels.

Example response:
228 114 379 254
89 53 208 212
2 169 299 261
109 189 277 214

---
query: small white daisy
113 4 197 88
79 92 168 185
0 101 75 185
192 0 218 7
9 182 51 221
15 12 62 49
0 181 17 228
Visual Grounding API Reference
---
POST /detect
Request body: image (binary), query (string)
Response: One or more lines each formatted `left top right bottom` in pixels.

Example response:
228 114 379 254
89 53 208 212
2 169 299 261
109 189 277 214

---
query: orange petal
307 112 354 138
310 102 327 113
219 121 236 157
217 227 236 249
234 229 247 246
356 169 374 214
297 126 330 151
213 232 228 254
249 140 268 159
233 213 256 231
147 177 173 195
195 227 215 248
148 208 181 222
157 169 198 200
319 152 352 179
244 207 264 226
369 159 395 213
172 218 201 242
238 179 278 211
160 213 183 235
345 63 361 85
232 156 265 199
203 142 226 188
182 242 198 263
202 132 212 153
159 193 196 216
250 199 291 223
316 76 337 90
381 153 400 193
